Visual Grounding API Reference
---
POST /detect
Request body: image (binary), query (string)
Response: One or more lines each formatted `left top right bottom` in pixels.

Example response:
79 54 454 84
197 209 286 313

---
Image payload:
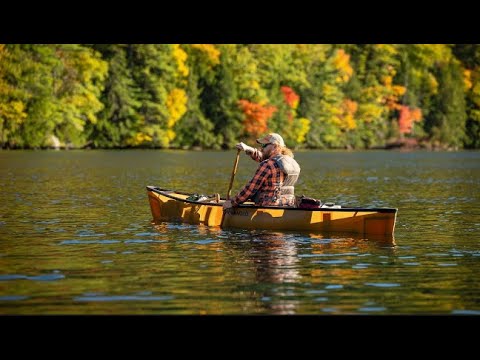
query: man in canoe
223 133 301 209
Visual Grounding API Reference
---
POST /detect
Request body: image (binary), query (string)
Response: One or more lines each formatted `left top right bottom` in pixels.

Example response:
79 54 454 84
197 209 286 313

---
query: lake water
0 149 479 314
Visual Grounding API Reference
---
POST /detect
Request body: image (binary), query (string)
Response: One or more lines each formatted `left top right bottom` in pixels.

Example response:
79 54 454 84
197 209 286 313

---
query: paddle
226 149 241 200
221 149 241 228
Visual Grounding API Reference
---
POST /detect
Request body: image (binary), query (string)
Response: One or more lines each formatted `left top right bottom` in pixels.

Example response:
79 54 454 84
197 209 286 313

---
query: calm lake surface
0 150 479 315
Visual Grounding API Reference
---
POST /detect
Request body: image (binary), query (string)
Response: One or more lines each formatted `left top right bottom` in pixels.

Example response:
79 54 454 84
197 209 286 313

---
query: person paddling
223 133 301 210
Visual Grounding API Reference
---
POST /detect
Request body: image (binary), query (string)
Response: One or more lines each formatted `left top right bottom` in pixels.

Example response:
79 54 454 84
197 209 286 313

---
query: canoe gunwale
146 186 398 214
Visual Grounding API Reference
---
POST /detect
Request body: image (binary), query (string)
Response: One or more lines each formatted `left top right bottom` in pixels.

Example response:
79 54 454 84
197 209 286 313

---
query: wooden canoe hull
146 186 397 236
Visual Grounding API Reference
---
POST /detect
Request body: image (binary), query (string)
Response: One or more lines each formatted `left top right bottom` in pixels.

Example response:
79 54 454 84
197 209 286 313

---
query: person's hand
223 200 234 210
236 142 254 153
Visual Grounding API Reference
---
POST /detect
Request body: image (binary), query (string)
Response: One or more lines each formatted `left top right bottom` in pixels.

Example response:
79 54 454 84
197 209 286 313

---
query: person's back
223 133 301 209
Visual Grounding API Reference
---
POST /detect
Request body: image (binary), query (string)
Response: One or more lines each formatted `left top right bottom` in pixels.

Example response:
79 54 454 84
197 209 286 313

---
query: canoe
146 186 398 236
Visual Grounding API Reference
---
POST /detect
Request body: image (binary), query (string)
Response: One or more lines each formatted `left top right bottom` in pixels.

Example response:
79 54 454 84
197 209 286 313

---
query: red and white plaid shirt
231 148 295 207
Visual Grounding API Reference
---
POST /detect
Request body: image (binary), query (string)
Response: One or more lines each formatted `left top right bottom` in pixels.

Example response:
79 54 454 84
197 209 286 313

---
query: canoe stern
148 188 223 227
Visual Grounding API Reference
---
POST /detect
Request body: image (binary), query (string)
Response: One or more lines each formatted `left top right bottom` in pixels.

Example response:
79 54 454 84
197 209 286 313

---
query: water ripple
0 273 65 281
451 309 480 315
325 284 343 289
312 260 349 264
59 239 121 245
124 239 166 243
364 282 401 288
358 307 386 312
74 295 174 302
0 295 29 301
299 252 359 258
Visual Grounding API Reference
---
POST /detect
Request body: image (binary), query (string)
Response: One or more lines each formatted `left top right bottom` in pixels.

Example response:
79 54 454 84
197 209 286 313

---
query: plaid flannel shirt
232 148 294 207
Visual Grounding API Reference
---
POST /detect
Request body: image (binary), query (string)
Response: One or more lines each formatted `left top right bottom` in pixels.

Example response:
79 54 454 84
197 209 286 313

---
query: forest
1 44 479 150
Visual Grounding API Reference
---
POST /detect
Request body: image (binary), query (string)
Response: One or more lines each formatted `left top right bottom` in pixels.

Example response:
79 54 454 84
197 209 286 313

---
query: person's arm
236 142 264 162
231 161 270 206
247 148 264 162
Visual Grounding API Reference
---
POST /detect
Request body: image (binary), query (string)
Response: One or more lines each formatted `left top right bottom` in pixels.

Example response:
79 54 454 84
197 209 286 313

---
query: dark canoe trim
146 186 398 214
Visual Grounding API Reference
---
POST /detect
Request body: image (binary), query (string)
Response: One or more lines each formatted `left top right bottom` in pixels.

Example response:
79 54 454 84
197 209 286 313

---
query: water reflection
242 232 301 314
307 232 396 250
223 230 397 314
150 222 398 314
304 232 397 299
2 150 479 314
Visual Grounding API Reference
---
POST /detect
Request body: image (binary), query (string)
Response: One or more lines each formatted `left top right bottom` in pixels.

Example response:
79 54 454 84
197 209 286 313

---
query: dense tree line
1 44 479 150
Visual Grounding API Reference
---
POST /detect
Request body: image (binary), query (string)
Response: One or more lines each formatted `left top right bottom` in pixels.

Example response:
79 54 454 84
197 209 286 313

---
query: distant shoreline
0 143 468 151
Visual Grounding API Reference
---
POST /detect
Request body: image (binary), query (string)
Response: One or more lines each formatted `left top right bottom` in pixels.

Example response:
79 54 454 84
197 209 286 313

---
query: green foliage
52 44 108 147
0 44 107 148
173 71 221 149
0 45 30 147
453 44 480 148
426 59 467 149
199 45 247 149
250 44 311 91
128 45 175 147
89 44 141 148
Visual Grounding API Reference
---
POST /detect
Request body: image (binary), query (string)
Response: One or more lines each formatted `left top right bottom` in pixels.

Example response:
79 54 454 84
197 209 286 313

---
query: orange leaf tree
238 99 277 139
398 105 422 135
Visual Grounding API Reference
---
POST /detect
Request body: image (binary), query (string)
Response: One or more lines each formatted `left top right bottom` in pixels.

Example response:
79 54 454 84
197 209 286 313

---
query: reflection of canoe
146 186 398 236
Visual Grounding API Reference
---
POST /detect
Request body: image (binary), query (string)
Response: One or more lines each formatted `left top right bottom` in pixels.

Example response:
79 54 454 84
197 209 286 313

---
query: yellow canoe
146 186 397 236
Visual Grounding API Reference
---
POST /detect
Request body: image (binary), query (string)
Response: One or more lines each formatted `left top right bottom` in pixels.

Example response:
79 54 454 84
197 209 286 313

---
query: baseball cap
256 133 285 147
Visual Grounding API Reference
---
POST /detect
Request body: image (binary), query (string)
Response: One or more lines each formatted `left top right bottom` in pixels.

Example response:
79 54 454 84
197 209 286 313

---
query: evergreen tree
173 70 220 149
89 44 141 148
453 44 480 148
427 59 467 149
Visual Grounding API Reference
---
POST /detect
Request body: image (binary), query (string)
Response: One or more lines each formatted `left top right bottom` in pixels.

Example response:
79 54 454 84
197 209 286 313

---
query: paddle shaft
221 149 241 229
226 149 241 200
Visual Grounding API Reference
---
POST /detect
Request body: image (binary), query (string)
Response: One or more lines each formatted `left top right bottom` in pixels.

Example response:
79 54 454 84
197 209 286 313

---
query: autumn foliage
166 88 188 142
281 85 300 121
339 99 358 130
238 99 277 138
1 44 478 150
172 44 189 77
383 75 407 111
191 44 221 65
398 105 422 134
281 86 300 109
332 49 353 83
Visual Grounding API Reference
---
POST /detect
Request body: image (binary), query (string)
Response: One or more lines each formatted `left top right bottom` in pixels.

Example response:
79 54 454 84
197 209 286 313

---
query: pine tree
89 44 141 148
427 59 467 149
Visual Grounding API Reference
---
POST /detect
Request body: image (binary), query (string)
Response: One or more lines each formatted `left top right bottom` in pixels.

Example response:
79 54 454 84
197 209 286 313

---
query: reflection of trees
305 233 397 290
150 223 398 314
308 232 396 250
222 230 397 314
